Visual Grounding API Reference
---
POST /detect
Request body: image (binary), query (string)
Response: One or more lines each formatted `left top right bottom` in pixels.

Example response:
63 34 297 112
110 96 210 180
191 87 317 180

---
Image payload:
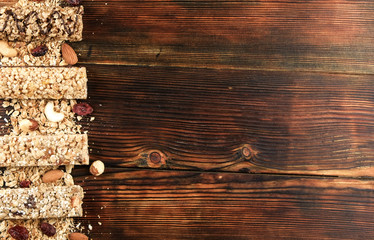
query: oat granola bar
1 41 67 66
0 134 89 167
0 218 75 240
0 185 83 219
0 167 74 188
0 67 87 99
0 2 83 42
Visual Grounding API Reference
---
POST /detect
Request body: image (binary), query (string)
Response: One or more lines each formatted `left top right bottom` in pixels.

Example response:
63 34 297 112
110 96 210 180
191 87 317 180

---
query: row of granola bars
0 0 89 239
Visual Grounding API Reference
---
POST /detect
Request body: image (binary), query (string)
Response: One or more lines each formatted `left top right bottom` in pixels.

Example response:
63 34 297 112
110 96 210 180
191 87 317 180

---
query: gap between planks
72 165 374 181
81 62 374 77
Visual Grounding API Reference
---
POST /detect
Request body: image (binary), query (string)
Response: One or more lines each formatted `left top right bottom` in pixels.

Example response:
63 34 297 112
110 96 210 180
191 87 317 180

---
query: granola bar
0 134 89 167
0 67 87 99
0 2 83 42
0 185 83 219
0 218 76 240
5 99 83 136
0 167 74 188
1 41 67 66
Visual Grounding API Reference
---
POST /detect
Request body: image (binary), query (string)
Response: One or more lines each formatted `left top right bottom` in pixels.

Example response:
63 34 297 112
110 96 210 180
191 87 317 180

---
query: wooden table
70 0 374 239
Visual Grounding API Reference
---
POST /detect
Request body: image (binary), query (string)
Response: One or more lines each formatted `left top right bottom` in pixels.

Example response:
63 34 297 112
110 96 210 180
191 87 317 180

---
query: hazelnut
90 160 105 176
19 119 39 132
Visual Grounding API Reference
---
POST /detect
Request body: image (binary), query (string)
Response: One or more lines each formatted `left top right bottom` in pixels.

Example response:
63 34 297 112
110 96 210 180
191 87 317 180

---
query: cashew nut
0 40 17 57
44 101 64 122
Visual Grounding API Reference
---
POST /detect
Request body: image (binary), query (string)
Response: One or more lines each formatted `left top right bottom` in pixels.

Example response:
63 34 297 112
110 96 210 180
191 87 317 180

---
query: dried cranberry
31 45 48 57
19 180 31 188
40 222 56 237
8 225 29 240
66 0 81 6
73 103 93 116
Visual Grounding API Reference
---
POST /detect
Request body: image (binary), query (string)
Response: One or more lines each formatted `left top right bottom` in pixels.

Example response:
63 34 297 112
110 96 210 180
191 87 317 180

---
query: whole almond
68 232 88 240
62 43 78 65
42 170 64 183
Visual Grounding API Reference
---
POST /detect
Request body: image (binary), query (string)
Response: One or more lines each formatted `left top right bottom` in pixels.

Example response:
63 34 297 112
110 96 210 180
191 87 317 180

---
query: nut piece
19 119 39 132
71 196 81 208
62 43 78 65
90 160 105 176
0 40 17 57
68 232 88 240
42 170 64 183
45 101 64 122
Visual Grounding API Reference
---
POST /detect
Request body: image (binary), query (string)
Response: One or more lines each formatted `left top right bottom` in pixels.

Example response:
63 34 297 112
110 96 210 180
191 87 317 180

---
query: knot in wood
150 152 161 164
145 150 166 168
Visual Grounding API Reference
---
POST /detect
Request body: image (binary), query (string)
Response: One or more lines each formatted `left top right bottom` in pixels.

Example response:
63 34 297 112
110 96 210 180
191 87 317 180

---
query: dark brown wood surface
74 0 374 74
75 0 374 239
74 168 374 240
5 0 374 239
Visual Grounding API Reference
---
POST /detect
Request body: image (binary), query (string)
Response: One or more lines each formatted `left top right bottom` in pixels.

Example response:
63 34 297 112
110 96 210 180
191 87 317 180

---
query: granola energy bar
0 185 83 219
0 218 75 240
0 67 87 99
0 167 74 188
1 41 67 66
0 3 83 42
0 134 89 167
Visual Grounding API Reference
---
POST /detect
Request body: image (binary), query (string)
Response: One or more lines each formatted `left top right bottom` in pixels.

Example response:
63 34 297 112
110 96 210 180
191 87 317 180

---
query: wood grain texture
74 168 374 240
50 65 374 177
68 0 374 73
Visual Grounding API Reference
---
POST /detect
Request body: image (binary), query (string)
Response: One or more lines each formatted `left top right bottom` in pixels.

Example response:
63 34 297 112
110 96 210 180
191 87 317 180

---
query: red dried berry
73 103 93 116
31 45 48 57
19 180 31 188
66 0 81 6
40 222 56 237
8 226 29 240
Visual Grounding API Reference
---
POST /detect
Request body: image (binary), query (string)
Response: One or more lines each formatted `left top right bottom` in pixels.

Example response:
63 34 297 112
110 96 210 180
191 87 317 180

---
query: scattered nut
62 43 78 65
0 40 17 57
44 101 64 122
68 232 88 240
42 170 64 183
71 196 81 208
19 119 39 132
90 160 105 176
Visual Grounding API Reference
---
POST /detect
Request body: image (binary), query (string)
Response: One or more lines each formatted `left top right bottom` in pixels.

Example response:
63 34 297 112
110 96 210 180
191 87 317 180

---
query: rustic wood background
9 0 374 239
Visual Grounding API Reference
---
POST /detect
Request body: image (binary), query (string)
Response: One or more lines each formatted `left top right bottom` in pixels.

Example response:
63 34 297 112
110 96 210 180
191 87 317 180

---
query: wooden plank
69 0 374 73
74 168 374 240
45 65 374 177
